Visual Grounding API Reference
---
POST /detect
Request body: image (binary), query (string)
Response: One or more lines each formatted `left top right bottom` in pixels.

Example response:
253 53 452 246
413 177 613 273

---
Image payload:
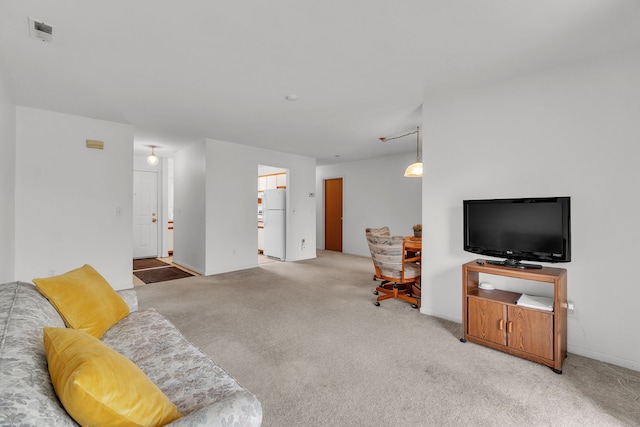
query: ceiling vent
28 17 54 42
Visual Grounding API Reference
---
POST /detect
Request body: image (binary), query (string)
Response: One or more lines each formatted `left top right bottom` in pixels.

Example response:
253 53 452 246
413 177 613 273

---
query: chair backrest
365 226 390 237
365 228 419 283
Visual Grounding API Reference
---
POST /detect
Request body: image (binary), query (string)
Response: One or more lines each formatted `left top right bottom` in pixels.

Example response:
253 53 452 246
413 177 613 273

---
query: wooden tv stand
461 260 567 373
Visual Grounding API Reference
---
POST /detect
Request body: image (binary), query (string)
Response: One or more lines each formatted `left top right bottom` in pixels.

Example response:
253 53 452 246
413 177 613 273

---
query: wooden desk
404 237 422 296
404 236 421 252
404 236 421 261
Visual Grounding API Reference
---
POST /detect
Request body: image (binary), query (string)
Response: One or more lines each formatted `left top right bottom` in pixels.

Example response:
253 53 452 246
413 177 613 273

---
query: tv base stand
487 258 542 270
486 259 543 269
461 260 567 373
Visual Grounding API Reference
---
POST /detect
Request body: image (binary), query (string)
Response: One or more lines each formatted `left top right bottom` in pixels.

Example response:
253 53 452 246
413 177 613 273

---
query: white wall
0 66 15 283
173 141 207 274
204 140 258 274
174 139 316 276
15 107 134 290
421 49 640 371
316 153 422 257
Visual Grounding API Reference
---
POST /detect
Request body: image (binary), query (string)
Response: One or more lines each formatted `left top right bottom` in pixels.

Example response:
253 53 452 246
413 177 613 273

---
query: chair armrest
117 289 138 313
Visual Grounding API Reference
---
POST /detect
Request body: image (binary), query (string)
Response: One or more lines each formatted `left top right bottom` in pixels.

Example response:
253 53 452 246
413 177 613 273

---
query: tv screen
463 197 571 268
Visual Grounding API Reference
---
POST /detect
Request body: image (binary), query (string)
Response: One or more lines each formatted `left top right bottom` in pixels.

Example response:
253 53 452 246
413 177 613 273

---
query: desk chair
365 227 420 309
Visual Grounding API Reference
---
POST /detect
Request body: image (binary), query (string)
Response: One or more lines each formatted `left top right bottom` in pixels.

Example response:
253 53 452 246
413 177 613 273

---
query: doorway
258 165 288 262
133 170 159 259
324 178 343 252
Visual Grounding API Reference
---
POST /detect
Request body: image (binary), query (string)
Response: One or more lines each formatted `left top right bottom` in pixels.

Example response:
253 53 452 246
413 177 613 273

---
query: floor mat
133 266 193 284
133 258 170 270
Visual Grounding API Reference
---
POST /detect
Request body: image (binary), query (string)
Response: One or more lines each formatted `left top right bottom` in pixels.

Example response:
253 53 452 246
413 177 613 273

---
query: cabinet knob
507 321 513 333
498 319 504 331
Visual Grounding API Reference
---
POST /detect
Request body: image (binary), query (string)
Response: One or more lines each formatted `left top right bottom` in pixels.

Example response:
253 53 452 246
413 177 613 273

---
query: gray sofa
0 281 262 426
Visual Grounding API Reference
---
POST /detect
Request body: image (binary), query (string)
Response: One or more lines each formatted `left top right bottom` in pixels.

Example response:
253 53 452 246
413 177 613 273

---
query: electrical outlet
567 302 576 316
301 239 306 250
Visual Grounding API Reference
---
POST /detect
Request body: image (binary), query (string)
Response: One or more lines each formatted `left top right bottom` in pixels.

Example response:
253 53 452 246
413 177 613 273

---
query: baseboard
420 307 461 324
567 344 639 372
422 308 640 372
172 260 204 276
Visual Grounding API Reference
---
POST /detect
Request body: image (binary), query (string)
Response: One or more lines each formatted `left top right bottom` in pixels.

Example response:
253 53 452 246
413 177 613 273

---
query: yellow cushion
34 264 129 338
44 327 182 427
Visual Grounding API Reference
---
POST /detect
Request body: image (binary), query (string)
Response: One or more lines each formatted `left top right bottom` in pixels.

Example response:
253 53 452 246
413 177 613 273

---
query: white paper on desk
515 294 554 312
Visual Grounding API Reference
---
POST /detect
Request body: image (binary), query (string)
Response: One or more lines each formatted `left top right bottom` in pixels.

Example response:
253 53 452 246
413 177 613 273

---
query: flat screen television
463 197 571 269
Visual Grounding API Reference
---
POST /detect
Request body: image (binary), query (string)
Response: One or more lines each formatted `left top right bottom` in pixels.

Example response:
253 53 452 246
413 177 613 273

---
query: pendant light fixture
146 145 159 166
379 127 422 177
404 127 422 178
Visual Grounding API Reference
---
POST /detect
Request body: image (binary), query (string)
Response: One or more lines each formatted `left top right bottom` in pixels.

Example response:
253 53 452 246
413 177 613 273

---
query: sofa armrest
166 390 262 427
117 289 138 313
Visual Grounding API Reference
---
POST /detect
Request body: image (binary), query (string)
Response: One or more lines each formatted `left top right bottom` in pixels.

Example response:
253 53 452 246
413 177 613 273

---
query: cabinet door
507 306 553 360
276 173 286 187
468 298 507 346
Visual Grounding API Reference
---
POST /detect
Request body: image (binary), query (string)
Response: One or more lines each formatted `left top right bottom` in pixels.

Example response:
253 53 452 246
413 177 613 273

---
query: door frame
133 169 161 259
258 165 289 262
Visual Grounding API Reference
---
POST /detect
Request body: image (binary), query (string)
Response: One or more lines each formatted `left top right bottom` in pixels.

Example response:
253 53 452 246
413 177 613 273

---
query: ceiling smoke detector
28 17 54 42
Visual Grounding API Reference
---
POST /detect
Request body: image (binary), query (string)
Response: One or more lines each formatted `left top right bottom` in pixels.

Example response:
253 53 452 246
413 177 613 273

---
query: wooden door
507 306 554 359
133 171 159 259
467 298 507 346
324 178 343 252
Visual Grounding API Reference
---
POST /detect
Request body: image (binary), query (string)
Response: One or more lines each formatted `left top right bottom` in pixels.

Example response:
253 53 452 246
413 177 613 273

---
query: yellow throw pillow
34 264 129 338
44 327 182 427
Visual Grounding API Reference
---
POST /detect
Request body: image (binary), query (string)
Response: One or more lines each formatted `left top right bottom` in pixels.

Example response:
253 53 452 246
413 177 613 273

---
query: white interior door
133 171 158 259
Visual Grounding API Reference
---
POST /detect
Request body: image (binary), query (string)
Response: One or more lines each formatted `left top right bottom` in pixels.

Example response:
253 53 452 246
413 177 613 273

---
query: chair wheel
373 290 379 295
374 301 380 306
411 304 418 309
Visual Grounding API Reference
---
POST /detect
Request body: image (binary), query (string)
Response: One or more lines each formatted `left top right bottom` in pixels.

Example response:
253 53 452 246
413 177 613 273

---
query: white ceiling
1 1 639 164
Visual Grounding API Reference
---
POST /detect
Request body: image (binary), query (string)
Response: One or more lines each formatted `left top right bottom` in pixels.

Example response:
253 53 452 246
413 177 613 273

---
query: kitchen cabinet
266 175 277 189
258 172 286 191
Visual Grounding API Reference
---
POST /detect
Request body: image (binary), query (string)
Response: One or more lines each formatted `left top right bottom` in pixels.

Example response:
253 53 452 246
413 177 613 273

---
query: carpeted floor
135 250 640 426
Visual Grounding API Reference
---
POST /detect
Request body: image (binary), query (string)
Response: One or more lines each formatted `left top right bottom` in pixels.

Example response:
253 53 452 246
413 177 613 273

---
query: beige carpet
136 250 640 426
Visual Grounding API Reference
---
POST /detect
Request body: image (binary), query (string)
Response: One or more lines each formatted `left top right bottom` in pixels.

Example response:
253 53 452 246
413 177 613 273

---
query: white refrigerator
263 188 286 260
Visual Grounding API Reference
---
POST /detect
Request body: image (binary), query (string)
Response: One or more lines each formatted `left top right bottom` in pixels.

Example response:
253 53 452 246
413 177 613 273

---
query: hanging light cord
380 127 420 160
379 127 419 143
